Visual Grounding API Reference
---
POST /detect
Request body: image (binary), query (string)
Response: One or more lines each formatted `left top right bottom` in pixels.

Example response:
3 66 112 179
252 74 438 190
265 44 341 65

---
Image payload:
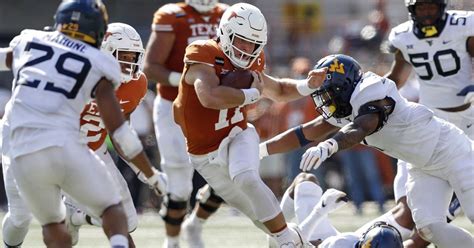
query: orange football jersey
80 73 148 151
173 39 265 155
152 2 227 101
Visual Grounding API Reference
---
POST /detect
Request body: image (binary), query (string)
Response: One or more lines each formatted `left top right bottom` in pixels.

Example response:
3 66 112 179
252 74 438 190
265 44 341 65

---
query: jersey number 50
15 42 91 99
408 49 460 80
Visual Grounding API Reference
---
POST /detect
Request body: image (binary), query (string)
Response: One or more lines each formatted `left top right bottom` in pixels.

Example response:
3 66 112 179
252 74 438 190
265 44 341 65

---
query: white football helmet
185 0 218 13
101 22 144 82
217 3 267 69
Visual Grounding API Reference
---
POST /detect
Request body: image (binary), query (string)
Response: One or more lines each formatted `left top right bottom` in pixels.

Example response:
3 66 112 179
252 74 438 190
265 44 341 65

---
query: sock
271 226 294 246
187 210 205 226
355 211 412 240
165 235 180 246
295 182 339 241
110 234 128 248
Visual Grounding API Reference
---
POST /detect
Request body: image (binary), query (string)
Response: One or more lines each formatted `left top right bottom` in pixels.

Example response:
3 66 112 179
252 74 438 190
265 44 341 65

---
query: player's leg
407 167 474 247
181 184 223 248
228 126 308 247
1 123 33 247
2 158 32 247
60 141 129 247
11 147 72 247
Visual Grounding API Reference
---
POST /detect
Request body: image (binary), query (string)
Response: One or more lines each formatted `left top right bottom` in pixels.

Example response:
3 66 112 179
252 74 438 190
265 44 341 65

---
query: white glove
145 168 168 196
317 188 348 216
300 139 338 172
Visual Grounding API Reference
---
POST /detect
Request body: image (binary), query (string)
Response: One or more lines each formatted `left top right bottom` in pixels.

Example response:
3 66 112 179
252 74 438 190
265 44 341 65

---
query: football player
63 22 157 247
172 3 328 247
260 54 474 248
364 0 474 246
273 173 403 248
143 1 228 247
0 0 166 247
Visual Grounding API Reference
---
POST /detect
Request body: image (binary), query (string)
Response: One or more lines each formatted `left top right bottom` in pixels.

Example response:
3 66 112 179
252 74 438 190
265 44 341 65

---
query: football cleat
65 201 82 246
181 216 204 248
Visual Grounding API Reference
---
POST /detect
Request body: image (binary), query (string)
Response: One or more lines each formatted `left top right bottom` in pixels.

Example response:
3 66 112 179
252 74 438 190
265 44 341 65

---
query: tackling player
260 54 474 248
362 1 474 246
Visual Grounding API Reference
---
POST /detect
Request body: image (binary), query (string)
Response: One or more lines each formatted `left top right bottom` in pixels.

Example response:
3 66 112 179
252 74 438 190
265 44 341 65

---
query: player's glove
300 139 338 172
145 168 168 196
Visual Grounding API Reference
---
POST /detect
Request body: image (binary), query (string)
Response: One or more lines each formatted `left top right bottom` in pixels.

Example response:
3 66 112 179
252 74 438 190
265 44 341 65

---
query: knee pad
418 225 434 241
196 185 224 214
159 194 188 226
4 212 32 229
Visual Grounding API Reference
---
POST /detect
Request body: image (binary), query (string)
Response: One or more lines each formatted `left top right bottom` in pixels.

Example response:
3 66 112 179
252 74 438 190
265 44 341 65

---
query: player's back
388 10 474 108
326 72 469 168
7 29 120 158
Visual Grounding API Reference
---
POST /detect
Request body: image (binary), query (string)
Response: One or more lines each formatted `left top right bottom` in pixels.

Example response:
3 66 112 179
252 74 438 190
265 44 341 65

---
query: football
220 70 254 89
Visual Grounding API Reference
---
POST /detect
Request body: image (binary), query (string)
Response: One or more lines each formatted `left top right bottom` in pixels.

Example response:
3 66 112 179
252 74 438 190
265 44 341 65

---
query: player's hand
146 169 168 196
317 188 348 216
250 71 263 94
300 138 338 171
307 67 328 90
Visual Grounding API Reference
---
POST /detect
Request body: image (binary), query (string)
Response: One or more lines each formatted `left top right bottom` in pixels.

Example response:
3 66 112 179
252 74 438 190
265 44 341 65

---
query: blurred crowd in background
0 0 472 216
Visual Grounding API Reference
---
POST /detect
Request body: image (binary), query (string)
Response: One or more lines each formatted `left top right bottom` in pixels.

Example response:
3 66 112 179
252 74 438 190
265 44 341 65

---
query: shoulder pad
157 3 185 16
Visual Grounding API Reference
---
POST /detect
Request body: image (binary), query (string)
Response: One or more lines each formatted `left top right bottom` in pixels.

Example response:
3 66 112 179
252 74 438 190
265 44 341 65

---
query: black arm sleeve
355 96 396 135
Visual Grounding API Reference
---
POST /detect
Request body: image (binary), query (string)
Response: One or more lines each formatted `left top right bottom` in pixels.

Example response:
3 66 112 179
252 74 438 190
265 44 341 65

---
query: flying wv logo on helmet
328 59 345 74
311 54 362 119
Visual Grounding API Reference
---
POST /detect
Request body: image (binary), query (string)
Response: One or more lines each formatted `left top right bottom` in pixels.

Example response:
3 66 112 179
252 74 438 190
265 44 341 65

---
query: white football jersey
7 29 121 158
389 10 474 109
326 72 471 169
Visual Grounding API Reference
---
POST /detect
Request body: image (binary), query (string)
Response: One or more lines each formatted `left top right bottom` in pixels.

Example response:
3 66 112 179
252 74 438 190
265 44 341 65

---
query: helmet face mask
185 0 218 14
218 3 267 69
405 0 447 37
311 54 363 119
54 0 109 48
101 23 144 82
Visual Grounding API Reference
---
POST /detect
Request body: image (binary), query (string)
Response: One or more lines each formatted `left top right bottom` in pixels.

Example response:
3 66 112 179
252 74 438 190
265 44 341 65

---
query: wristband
259 142 269 159
168 71 181 87
296 79 316 96
294 125 312 147
242 88 260 105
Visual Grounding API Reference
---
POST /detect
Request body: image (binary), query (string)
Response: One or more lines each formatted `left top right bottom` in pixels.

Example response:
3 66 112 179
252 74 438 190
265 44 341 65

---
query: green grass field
2 202 472 247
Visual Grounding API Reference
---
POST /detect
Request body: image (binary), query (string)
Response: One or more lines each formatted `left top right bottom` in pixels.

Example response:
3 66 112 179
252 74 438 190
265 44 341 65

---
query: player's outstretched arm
260 68 327 102
300 112 380 172
95 79 167 195
259 116 338 159
187 63 262 109
0 47 12 71
384 49 412 89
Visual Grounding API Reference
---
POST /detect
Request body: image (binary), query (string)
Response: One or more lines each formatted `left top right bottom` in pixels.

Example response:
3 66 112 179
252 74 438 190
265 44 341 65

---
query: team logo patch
329 59 345 74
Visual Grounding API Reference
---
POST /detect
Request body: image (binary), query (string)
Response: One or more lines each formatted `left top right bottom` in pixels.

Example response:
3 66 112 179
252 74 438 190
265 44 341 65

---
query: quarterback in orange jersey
143 1 228 247
63 23 167 247
173 3 327 247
